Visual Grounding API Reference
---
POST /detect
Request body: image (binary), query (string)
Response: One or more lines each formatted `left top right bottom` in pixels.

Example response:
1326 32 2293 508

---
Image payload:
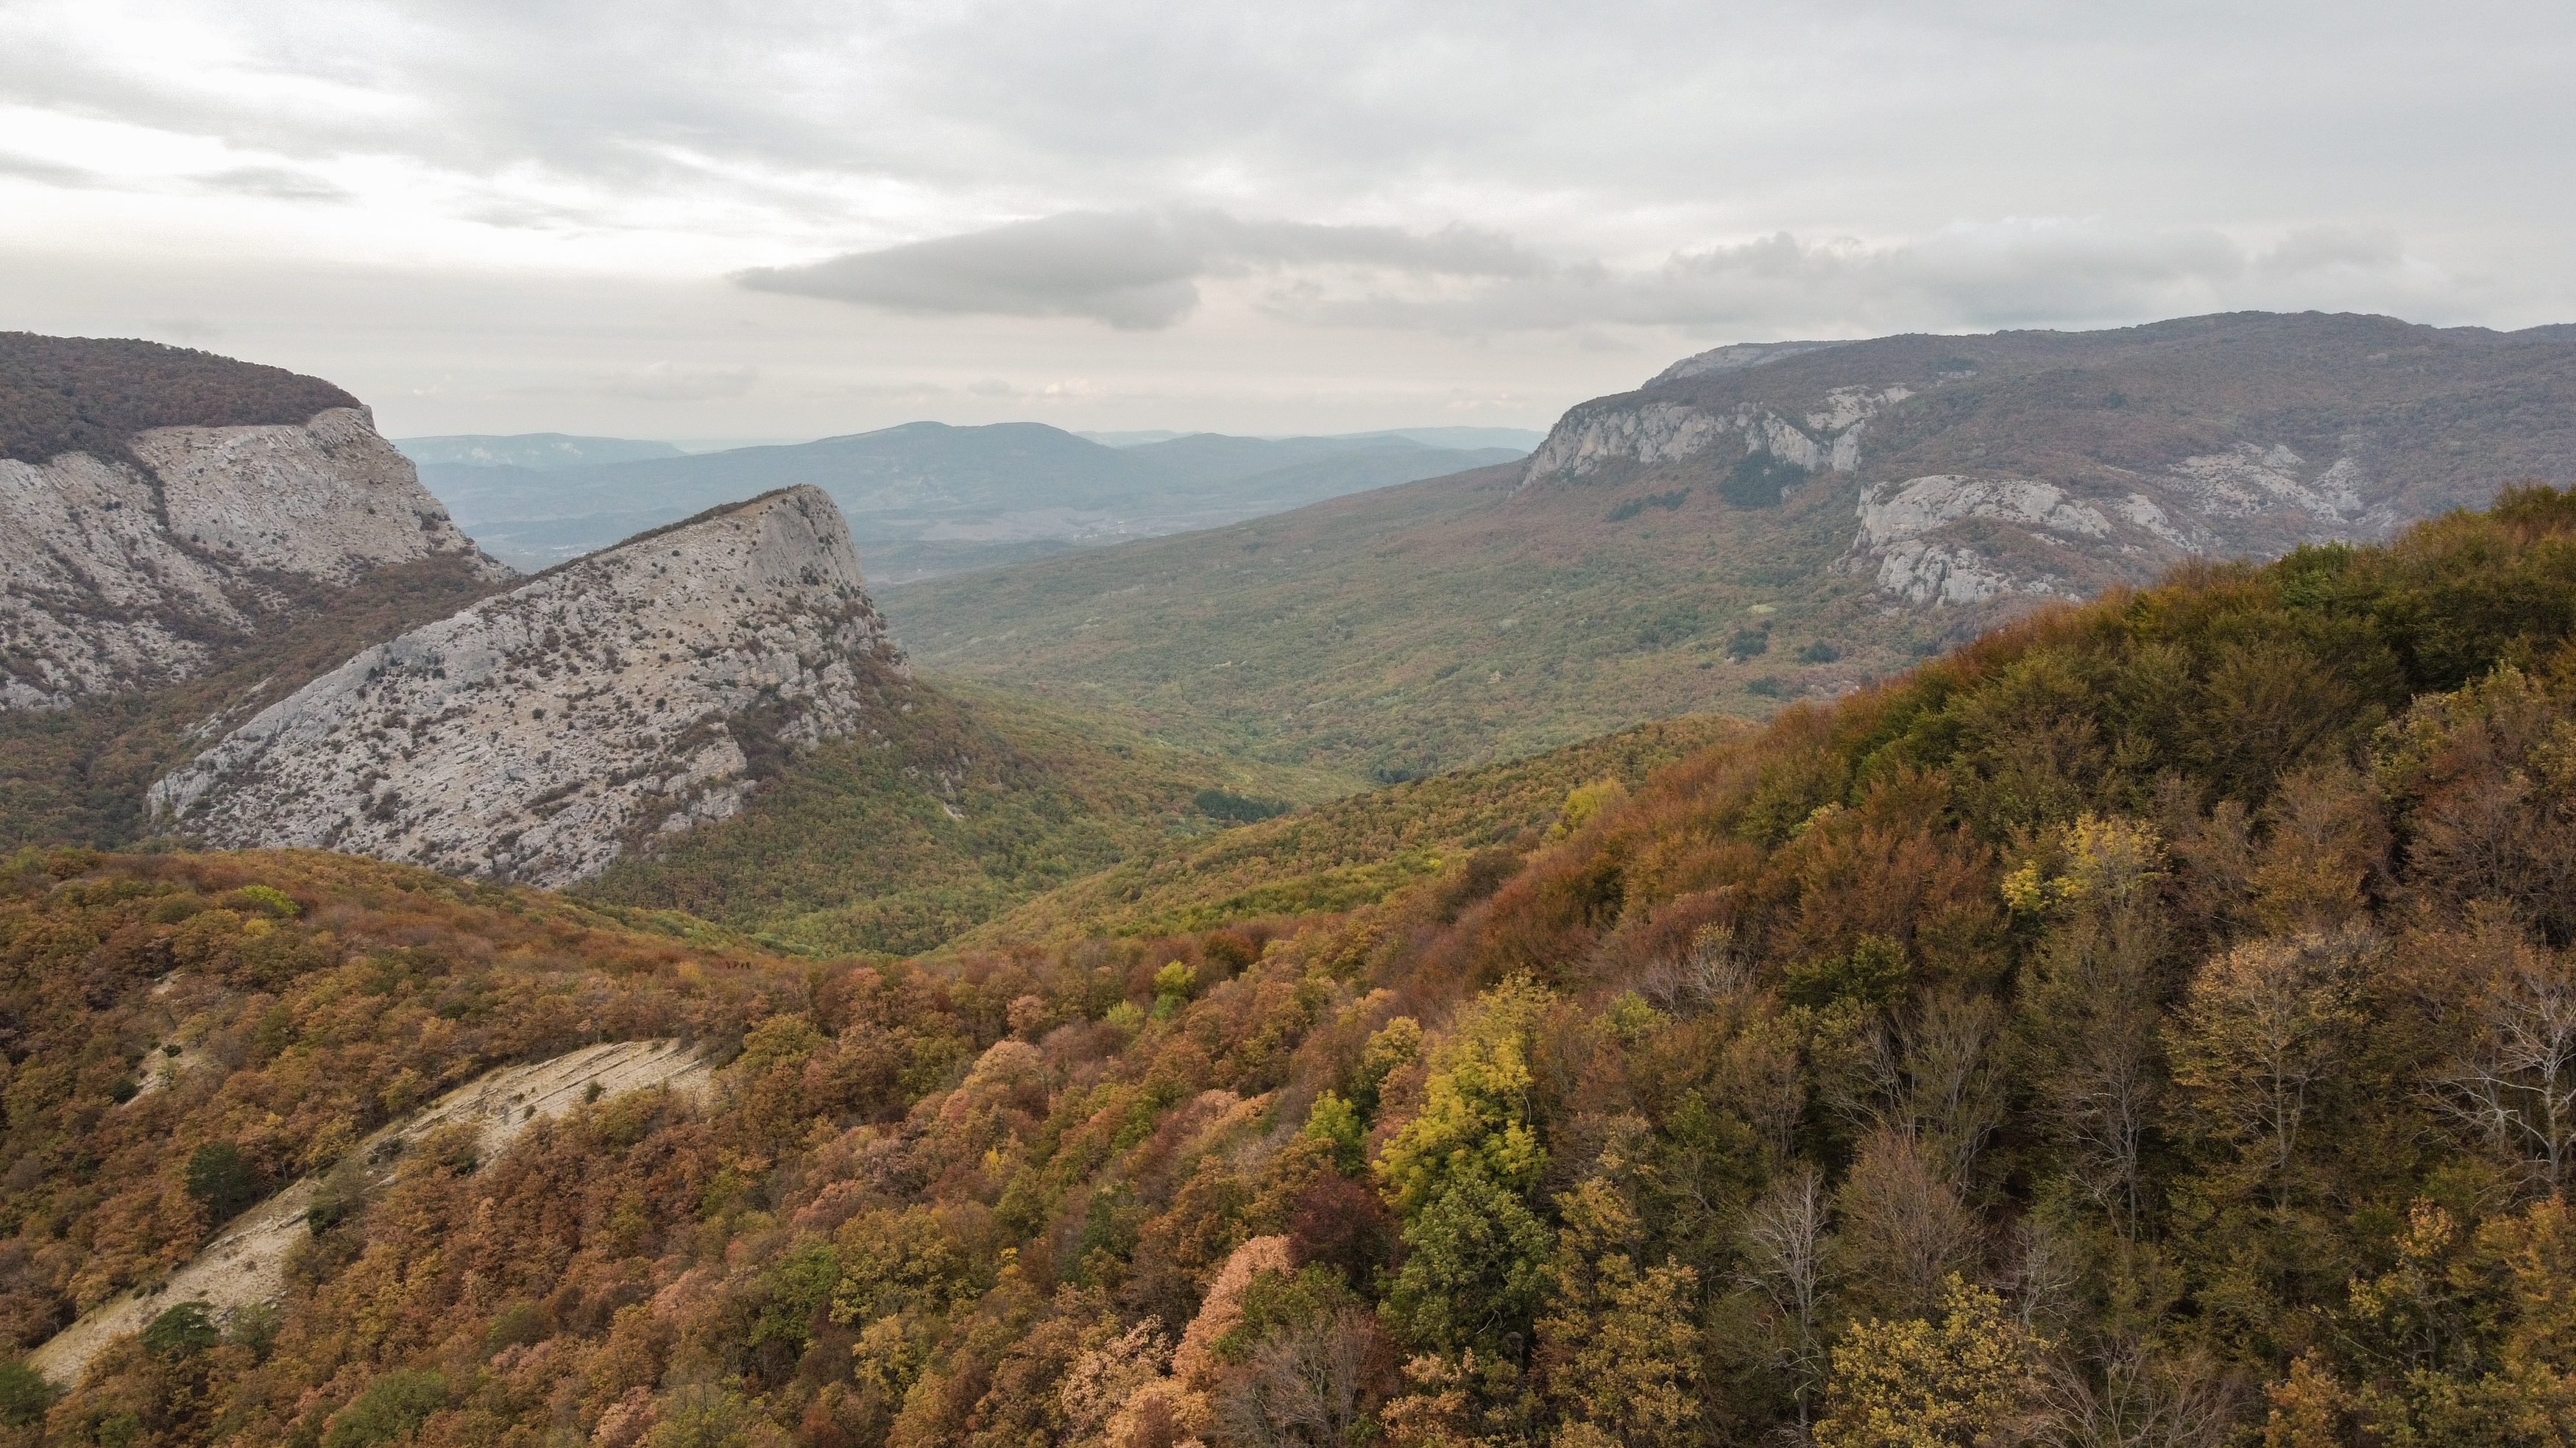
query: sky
2 0 2571 441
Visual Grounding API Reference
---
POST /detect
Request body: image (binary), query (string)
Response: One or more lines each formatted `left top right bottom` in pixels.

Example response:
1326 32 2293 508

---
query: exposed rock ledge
1519 387 1909 489
0 407 501 709
150 486 905 887
28 1040 709 1385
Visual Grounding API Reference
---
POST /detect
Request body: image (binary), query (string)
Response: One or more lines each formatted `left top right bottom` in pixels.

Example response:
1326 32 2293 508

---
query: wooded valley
5 488 2573 1447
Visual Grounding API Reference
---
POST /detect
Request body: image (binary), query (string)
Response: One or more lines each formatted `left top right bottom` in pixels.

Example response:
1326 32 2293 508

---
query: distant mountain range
1081 425 1546 450
885 310 2576 784
395 433 688 469
400 423 1531 579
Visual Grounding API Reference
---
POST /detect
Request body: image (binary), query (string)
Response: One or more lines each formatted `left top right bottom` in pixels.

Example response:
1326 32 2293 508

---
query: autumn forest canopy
0 484 2566 1447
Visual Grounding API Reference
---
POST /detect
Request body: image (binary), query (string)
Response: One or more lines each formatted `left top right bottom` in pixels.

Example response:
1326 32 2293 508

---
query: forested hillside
7 487 2574 1447
887 312 2576 783
575 682 1327 957
950 716 1739 949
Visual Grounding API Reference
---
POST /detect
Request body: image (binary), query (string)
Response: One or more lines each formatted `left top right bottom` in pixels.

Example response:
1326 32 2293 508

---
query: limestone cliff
149 486 908 887
0 403 502 709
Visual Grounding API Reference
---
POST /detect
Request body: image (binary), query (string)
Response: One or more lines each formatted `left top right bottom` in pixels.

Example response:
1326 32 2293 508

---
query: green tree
184 1140 261 1221
0 1358 56 1426
139 1299 219 1358
1379 978 1555 1354
1303 1091 1367 1175
321 1369 447 1448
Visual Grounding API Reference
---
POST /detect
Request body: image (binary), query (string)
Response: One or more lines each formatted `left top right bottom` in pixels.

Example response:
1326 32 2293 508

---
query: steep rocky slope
0 335 502 709
888 310 2576 780
1534 309 2576 606
151 486 908 886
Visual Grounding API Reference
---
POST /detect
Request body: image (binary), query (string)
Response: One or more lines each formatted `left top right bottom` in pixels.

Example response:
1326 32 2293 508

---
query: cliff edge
0 336 504 709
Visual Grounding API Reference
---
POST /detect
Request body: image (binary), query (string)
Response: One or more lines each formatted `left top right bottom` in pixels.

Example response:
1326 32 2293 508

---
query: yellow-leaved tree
1536 1175 1702 1448
1816 1274 2043 1448
1377 976 1554 1355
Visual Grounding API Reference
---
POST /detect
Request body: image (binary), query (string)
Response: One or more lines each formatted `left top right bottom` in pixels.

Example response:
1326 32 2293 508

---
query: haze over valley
398 424 1535 579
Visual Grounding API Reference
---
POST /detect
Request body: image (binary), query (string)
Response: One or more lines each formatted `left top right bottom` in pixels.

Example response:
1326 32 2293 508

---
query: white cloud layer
0 0 2568 435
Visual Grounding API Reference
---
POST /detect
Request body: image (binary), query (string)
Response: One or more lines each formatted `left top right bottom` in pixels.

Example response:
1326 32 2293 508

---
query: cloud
0 150 103 188
734 211 2455 339
604 362 759 401
1258 219 2453 335
734 209 1546 329
191 166 349 202
0 149 346 201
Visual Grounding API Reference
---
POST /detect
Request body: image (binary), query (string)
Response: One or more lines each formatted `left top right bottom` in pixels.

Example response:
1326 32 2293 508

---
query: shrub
484 1302 548 1356
184 1142 261 1221
321 1369 447 1448
140 1301 220 1358
0 1359 56 1426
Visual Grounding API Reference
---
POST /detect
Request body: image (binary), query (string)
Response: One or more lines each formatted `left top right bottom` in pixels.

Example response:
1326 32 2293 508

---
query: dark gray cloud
735 210 1546 328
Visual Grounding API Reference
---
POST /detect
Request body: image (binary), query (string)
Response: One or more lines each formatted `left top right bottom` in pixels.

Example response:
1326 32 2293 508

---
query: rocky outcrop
149 486 907 886
1518 313 2576 614
0 407 501 709
1843 442 2380 605
28 1040 708 1386
1521 388 1908 488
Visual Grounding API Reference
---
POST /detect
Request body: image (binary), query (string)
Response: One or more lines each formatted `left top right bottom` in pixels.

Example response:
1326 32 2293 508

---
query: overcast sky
3 0 2569 439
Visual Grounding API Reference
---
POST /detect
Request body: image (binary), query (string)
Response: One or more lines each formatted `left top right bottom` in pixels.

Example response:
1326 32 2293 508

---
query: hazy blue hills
403 420 1526 578
1080 425 1546 450
395 433 688 469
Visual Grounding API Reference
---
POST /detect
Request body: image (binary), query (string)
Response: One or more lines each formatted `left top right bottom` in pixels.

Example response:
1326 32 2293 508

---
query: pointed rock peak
150 487 907 887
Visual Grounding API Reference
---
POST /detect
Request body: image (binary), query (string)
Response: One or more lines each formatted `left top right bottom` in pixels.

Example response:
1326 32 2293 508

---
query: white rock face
1521 388 1909 489
1856 475 2113 550
1872 541 2042 606
2165 442 2361 522
1844 445 2381 608
0 408 498 709
149 486 904 887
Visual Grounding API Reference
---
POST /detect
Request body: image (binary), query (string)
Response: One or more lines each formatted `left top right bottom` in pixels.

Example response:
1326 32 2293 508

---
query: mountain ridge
887 310 2576 781
149 486 905 887
412 420 1524 578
